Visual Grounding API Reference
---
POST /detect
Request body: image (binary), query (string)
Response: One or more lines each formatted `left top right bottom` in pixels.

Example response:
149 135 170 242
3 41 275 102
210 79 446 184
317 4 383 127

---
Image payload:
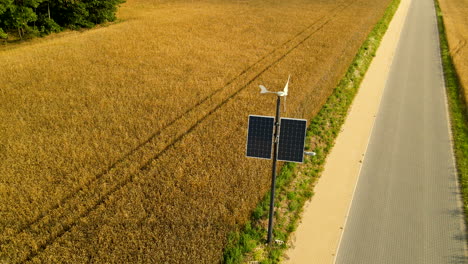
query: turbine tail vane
259 85 269 94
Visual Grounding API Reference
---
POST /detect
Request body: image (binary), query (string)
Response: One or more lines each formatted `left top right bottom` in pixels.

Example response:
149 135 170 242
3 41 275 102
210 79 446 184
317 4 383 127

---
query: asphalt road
334 0 467 263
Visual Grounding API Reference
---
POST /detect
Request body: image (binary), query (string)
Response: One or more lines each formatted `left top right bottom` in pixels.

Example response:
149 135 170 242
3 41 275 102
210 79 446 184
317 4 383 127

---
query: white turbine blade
282 75 290 96
259 85 269 94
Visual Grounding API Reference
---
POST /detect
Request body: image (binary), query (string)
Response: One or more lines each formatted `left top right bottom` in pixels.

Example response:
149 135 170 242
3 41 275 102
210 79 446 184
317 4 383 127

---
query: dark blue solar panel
246 115 274 159
278 118 307 163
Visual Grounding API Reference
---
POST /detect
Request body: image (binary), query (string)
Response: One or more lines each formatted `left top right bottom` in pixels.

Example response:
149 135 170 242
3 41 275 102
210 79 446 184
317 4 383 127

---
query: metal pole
267 96 281 244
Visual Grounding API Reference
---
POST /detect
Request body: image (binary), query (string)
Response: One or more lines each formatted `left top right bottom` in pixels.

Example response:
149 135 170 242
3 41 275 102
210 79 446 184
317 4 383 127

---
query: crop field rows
1 0 392 262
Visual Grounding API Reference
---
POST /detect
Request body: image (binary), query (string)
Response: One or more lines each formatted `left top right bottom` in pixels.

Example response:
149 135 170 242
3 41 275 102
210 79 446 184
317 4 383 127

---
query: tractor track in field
1 0 358 262
452 39 466 57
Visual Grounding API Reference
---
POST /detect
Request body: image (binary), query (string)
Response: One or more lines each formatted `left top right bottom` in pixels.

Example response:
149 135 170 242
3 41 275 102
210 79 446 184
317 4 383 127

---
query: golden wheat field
438 0 468 103
1 0 392 262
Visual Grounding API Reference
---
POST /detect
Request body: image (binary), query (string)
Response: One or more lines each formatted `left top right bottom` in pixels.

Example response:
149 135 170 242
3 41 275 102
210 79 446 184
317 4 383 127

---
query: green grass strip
222 0 401 262
434 0 468 223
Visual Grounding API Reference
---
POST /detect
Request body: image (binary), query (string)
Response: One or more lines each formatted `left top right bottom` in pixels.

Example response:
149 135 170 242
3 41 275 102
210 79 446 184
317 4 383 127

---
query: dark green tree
84 0 124 25
0 0 14 38
0 0 125 40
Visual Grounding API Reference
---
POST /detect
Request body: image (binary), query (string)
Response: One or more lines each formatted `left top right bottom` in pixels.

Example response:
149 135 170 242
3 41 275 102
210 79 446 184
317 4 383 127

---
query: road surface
334 0 467 263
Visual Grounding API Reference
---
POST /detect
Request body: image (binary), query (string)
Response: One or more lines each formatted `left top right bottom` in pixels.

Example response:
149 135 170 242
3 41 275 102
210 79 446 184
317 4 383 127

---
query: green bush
0 28 7 39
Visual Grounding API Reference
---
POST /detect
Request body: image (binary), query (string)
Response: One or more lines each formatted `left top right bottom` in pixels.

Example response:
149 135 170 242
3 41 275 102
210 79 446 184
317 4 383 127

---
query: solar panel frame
246 115 275 160
277 117 307 163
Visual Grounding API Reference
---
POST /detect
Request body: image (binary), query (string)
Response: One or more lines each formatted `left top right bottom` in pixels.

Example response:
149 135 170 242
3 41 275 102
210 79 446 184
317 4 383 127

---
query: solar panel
246 115 274 159
278 118 307 163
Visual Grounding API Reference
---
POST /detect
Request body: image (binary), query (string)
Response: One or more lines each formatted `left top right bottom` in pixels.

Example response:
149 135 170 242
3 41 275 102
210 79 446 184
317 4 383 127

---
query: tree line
0 0 125 40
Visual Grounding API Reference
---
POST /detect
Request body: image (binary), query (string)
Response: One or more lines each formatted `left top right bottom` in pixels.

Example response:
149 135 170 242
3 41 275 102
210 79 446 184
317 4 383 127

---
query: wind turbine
259 75 290 112
259 75 290 97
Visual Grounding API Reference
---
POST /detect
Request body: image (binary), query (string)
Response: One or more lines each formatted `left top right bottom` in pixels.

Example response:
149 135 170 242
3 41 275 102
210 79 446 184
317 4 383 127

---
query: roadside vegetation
1 0 393 262
434 0 468 226
223 0 401 262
